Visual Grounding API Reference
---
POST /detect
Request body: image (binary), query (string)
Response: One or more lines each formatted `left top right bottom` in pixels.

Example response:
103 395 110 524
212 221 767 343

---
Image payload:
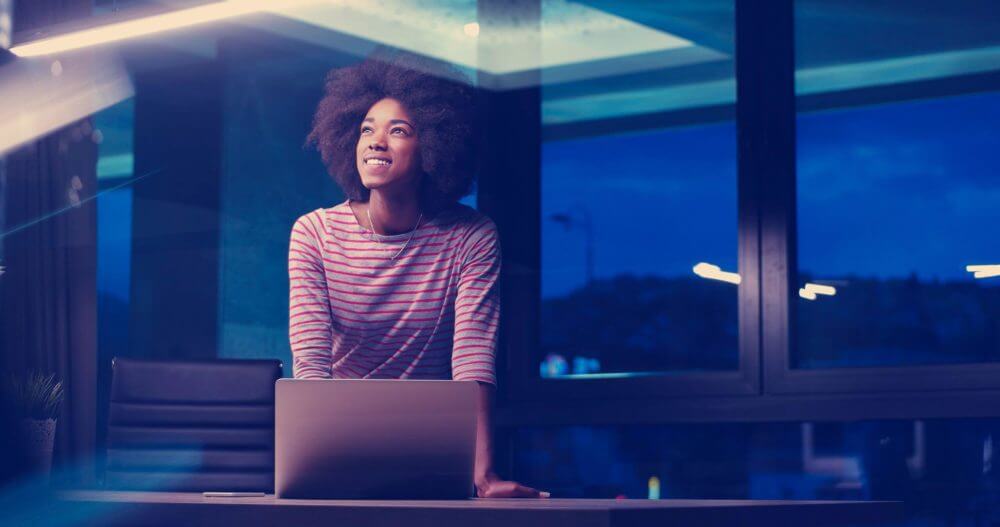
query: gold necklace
367 205 422 261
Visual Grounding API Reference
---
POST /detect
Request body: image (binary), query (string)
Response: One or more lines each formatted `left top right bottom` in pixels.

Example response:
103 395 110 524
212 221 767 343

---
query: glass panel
793 1 1000 368
3 1 744 401
94 97 135 448
514 419 1000 524
1 3 487 384
539 2 739 378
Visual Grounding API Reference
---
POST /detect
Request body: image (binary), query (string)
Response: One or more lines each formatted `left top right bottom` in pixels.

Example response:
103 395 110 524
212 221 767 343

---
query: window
793 1 1000 369
538 2 740 379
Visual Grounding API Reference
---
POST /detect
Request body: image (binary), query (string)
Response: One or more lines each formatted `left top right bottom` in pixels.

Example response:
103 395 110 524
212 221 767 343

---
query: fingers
510 483 540 498
481 480 551 499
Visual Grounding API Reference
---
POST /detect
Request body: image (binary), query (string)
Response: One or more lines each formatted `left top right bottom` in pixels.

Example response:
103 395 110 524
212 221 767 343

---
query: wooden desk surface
58 490 903 527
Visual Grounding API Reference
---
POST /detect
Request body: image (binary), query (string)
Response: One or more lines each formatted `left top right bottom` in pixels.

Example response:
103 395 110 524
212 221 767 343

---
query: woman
290 52 546 499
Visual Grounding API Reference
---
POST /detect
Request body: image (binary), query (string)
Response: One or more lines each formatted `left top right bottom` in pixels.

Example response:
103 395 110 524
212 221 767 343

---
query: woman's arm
288 213 334 378
451 217 502 385
453 216 547 498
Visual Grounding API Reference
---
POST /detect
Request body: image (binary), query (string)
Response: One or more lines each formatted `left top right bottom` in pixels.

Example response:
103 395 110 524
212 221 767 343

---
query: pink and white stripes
288 200 500 385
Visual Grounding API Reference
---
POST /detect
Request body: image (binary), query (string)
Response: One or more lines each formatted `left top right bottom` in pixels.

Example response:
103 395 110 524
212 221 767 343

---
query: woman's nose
368 131 387 150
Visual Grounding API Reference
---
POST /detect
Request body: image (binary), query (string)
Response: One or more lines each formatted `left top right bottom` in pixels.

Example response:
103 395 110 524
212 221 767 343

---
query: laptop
274 378 478 499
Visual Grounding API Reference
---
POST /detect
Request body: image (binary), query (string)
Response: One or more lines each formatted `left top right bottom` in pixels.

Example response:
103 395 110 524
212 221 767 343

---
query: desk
59 490 902 526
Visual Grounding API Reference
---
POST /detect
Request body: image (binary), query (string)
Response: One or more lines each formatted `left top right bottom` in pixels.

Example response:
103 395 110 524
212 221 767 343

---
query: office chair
105 357 282 492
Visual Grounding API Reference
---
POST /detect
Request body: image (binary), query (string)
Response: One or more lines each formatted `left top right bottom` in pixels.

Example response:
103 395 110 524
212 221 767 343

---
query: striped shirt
288 199 500 385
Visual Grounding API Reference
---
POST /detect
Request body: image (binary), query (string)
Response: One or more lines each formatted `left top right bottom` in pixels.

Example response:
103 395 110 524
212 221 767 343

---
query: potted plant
1 371 64 478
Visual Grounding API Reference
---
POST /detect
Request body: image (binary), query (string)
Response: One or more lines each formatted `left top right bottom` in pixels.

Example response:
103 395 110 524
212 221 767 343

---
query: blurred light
97 153 134 179
555 371 654 380
10 0 320 57
647 476 660 500
0 53 133 155
1 168 159 240
50 60 63 77
967 264 1000 279
540 353 568 378
692 262 741 285
571 356 600 375
799 288 817 300
803 283 836 296
91 129 104 144
260 1 708 90
0 0 12 50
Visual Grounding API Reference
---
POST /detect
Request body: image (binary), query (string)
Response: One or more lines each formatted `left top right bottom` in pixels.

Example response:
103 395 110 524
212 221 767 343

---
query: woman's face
356 97 421 194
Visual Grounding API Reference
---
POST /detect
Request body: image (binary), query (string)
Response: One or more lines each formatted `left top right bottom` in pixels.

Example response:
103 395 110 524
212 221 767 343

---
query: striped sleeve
288 212 333 379
451 217 501 386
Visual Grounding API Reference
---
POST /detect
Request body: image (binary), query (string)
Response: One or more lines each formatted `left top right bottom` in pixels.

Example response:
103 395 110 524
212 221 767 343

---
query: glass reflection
540 2 738 378
794 0 1000 368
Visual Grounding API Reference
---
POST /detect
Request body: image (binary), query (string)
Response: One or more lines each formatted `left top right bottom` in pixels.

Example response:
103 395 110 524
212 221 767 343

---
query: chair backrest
105 357 282 492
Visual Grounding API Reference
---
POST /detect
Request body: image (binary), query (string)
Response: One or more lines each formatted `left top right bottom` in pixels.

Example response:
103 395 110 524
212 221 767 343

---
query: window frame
485 0 1000 422
764 10 1000 397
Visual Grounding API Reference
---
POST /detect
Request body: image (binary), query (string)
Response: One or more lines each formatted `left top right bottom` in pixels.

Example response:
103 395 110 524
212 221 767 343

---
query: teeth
366 159 391 166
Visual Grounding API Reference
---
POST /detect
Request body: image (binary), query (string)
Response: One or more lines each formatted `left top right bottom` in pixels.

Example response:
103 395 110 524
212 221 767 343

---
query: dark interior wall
122 30 358 370
128 57 224 360
214 35 350 376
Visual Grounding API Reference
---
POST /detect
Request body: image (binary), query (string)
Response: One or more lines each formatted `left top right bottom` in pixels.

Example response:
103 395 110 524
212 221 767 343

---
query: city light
803 283 837 296
799 288 817 300
539 353 569 378
463 22 480 38
10 0 319 57
692 262 741 285
967 264 1000 279
647 476 660 500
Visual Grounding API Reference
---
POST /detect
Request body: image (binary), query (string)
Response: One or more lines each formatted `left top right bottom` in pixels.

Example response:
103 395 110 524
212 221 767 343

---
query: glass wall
0 0 766 409
539 2 739 378
793 0 1000 368
2 3 999 523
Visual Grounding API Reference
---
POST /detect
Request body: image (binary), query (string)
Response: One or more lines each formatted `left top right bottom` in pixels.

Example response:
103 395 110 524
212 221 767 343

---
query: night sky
542 91 1000 298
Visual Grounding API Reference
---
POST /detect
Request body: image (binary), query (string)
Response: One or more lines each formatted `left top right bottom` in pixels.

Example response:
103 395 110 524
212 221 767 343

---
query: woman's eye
391 128 407 136
360 126 372 134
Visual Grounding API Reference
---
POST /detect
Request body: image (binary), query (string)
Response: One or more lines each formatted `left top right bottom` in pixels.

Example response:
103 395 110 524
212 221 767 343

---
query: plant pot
19 418 56 478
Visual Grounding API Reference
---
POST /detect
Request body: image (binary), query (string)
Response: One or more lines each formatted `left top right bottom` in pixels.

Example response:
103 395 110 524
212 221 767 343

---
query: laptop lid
275 379 478 499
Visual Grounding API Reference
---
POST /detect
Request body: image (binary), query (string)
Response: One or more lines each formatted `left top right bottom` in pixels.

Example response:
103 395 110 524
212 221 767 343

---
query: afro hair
306 50 478 212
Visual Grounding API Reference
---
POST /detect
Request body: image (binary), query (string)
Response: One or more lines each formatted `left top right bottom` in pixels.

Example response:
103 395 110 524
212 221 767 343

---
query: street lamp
549 206 594 285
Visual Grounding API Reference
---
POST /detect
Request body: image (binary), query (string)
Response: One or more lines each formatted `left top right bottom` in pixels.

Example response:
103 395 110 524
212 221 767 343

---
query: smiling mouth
364 158 392 166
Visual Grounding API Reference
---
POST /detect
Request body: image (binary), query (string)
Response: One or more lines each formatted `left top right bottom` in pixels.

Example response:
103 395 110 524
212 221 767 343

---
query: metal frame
496 389 1000 426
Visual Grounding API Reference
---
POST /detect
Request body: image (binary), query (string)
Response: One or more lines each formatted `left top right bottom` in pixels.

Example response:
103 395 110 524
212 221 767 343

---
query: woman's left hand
476 472 550 499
